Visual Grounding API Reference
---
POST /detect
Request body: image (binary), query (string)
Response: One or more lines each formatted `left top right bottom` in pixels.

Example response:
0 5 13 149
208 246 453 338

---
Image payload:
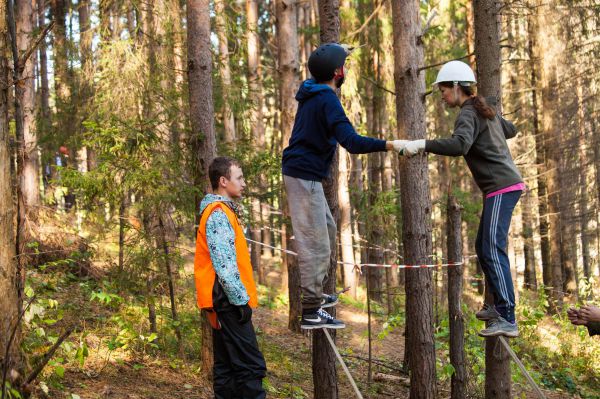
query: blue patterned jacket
199 194 250 306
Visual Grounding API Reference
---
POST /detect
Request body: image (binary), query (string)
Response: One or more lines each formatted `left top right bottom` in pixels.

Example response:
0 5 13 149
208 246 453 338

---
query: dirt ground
36 254 582 399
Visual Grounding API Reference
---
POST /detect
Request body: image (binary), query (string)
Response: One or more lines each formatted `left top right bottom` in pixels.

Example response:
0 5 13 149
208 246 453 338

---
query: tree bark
187 0 217 193
339 149 358 299
78 0 92 77
391 0 437 397
447 194 467 399
382 151 398 313
526 8 552 296
275 0 301 330
367 151 384 303
51 0 72 137
158 216 182 349
17 0 40 208
215 0 236 146
0 0 21 379
521 189 537 290
77 0 93 177
559 161 578 297
246 0 268 284
38 2 49 122
577 81 591 283
312 2 340 398
187 0 218 378
535 0 564 312
473 1 512 397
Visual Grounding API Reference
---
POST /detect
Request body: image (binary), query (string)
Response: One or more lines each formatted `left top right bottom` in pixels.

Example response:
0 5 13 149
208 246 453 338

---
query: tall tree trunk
447 194 467 399
337 0 359 301
577 81 591 283
383 151 397 314
118 194 127 275
465 0 475 68
536 0 564 312
275 0 301 330
391 0 437 397
9 0 28 317
166 0 186 150
350 153 367 296
367 151 384 303
474 1 511 397
51 0 71 135
76 0 92 178
187 0 218 378
559 156 578 297
188 0 217 193
0 0 21 381
215 0 236 146
526 8 552 298
246 0 267 284
146 274 157 334
126 4 136 36
593 117 600 280
312 2 340 398
17 0 40 209
158 216 182 348
38 2 49 122
78 0 92 80
521 189 537 290
339 148 357 299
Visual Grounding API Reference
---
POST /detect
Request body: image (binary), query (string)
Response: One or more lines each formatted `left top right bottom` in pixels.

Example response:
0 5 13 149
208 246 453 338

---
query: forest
1 0 599 398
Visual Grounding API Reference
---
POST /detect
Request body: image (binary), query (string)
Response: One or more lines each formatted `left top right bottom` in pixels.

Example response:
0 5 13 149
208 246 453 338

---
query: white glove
392 140 409 153
403 139 426 156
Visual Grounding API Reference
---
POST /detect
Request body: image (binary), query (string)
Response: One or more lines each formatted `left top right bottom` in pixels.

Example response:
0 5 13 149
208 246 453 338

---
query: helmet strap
453 83 459 106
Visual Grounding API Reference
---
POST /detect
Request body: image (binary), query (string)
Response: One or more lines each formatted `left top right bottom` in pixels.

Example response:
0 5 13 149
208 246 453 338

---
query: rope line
247 235 548 398
245 238 463 270
498 337 547 399
323 329 364 399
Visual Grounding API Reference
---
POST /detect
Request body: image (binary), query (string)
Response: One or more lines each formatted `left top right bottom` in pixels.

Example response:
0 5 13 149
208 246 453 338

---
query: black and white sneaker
301 308 346 330
321 293 339 308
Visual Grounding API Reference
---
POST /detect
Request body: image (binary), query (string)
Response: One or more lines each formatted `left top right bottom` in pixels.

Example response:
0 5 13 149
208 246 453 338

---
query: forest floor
25 212 598 399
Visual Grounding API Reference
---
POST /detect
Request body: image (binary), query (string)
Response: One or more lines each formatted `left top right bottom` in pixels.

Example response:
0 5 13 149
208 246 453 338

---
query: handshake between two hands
391 139 426 156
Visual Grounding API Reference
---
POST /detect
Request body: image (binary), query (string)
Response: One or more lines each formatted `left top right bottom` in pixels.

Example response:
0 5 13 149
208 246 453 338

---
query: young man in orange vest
194 156 266 399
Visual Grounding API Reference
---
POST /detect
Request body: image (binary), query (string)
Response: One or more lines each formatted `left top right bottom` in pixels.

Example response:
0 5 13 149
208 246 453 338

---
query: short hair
209 156 241 190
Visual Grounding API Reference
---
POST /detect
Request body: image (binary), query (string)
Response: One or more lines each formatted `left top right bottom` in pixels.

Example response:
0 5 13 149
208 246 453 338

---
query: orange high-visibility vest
194 201 258 310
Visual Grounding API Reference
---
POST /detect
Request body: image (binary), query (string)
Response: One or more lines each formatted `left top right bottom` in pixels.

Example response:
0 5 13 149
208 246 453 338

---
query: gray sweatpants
284 175 336 309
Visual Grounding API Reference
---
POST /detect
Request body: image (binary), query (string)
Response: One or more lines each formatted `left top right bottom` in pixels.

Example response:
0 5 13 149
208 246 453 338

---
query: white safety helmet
433 60 476 86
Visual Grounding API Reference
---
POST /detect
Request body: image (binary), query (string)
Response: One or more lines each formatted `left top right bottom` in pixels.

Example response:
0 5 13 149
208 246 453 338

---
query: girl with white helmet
401 61 524 338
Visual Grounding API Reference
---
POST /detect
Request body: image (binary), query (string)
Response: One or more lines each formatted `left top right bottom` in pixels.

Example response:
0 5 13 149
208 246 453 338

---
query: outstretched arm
324 94 387 154
424 110 479 156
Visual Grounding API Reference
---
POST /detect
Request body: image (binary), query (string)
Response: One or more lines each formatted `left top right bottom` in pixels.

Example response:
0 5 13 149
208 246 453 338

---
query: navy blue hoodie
282 80 387 181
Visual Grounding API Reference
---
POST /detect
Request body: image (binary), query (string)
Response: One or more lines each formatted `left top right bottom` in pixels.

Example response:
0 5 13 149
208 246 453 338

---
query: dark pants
213 310 267 399
476 191 521 323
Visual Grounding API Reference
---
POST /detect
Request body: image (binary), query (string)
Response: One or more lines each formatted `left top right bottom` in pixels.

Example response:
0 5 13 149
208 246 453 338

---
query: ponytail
461 86 496 120
471 95 496 120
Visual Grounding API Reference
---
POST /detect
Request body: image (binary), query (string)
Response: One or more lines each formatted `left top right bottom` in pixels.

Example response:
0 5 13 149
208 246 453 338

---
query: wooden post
313 2 340 397
391 0 437 397
447 194 467 398
473 0 511 396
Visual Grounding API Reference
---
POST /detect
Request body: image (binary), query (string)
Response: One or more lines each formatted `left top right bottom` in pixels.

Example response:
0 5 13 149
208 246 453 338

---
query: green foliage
430 290 600 397
3 382 23 399
379 312 406 340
